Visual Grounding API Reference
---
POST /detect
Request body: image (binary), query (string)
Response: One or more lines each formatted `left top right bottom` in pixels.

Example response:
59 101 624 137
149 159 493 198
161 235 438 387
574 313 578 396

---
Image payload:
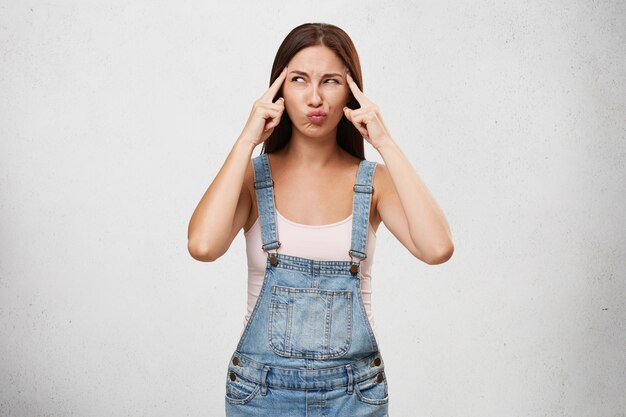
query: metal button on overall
373 358 381 366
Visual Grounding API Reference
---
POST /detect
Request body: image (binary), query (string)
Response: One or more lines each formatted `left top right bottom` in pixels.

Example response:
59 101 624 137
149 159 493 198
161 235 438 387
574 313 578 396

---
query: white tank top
242 209 378 339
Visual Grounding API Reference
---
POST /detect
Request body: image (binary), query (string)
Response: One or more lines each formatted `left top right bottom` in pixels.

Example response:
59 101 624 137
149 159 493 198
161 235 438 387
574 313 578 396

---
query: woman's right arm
187 138 256 262
187 67 288 262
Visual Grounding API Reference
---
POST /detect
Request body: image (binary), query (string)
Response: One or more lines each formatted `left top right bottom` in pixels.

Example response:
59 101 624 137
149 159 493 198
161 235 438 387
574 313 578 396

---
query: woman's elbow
187 240 222 262
419 241 454 265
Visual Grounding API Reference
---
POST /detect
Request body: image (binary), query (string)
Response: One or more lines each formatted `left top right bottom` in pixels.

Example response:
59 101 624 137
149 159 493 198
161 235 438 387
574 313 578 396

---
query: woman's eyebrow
289 70 343 78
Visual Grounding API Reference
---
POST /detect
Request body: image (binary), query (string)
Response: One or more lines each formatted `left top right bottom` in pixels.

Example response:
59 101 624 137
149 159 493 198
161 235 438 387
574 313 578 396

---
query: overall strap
349 159 377 262
251 153 281 252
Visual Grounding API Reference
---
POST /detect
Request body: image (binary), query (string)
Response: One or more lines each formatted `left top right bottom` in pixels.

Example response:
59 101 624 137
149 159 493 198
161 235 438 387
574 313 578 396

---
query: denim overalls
224 153 389 417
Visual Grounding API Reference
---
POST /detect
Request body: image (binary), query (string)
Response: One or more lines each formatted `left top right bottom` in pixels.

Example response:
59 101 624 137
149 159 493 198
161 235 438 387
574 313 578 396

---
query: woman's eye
290 76 340 84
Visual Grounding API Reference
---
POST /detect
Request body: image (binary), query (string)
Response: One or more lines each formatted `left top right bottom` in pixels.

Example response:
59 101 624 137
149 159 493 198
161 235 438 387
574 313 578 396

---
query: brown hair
261 23 365 160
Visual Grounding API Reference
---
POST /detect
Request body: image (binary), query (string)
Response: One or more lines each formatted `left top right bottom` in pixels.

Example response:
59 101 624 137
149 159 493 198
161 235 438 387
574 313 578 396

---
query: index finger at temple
262 67 288 102
346 72 369 105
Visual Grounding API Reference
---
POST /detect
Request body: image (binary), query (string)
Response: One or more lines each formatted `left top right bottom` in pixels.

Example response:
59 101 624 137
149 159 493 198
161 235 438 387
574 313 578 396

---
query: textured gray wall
1 1 625 416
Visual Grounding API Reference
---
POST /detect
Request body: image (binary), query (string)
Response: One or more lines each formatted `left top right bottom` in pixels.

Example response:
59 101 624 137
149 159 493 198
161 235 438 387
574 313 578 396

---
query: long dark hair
261 23 365 160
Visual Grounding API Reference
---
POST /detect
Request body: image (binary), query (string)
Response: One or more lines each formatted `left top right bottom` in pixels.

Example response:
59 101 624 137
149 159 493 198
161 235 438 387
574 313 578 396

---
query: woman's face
282 45 350 139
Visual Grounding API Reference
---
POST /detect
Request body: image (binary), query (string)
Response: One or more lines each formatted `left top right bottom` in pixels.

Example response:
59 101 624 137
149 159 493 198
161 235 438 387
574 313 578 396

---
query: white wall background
1 1 625 416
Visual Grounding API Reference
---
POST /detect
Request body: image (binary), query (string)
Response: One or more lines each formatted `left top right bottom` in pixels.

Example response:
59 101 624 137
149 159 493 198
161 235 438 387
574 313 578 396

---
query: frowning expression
282 45 350 137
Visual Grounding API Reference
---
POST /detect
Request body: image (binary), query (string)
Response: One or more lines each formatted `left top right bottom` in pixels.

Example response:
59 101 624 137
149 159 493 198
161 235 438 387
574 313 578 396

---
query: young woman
188 22 454 417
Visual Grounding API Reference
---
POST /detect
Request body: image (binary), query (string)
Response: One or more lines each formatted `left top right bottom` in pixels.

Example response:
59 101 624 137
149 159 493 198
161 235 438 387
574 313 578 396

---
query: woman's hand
343 71 393 151
239 67 288 146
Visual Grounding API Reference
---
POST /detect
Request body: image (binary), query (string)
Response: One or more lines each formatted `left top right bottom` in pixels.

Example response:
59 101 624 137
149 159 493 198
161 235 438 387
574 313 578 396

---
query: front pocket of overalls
268 285 352 359
225 371 260 405
355 371 389 405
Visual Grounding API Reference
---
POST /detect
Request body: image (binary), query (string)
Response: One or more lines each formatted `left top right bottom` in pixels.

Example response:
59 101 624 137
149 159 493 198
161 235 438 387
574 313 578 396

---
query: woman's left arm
343 71 454 265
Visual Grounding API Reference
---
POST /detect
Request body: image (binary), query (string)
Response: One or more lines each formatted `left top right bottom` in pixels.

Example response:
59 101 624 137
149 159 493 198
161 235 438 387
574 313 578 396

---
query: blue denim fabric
225 153 388 416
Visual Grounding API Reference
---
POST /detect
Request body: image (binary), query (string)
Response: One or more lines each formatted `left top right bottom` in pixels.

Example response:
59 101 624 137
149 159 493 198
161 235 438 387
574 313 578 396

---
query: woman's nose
307 85 323 106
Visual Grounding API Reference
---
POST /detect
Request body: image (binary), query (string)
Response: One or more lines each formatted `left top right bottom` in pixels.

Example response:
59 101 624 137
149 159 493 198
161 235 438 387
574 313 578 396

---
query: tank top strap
251 153 281 252
349 159 377 261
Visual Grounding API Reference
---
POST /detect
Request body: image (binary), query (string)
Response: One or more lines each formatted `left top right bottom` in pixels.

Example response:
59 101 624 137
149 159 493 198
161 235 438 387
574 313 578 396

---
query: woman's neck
278 129 344 169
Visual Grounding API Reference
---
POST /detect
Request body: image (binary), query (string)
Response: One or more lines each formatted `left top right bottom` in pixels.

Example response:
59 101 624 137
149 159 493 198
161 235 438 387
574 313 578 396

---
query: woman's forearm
378 137 454 259
187 137 256 260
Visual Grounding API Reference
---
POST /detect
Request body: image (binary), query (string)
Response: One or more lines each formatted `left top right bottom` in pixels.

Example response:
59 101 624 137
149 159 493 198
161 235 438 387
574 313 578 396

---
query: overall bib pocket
268 285 352 359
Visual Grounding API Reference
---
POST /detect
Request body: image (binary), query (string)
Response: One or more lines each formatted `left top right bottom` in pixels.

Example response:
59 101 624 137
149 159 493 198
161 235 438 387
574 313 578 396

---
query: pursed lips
307 111 327 124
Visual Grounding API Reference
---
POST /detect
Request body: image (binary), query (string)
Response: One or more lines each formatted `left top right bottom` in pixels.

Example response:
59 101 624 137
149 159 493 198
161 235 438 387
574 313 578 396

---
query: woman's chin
295 123 326 134
290 118 339 139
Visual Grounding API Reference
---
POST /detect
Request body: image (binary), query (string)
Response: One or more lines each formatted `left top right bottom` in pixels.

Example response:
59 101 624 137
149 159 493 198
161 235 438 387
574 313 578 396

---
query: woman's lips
307 115 327 124
307 111 327 124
